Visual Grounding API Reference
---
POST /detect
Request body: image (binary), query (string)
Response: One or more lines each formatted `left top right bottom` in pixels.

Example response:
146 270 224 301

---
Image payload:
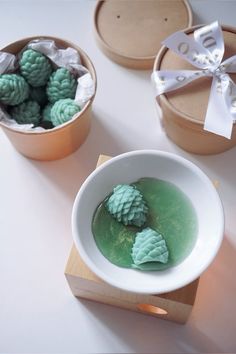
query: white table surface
1 1 236 353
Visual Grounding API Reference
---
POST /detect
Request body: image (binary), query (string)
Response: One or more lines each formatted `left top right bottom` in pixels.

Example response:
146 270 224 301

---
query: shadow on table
168 138 236 190
125 67 153 82
193 235 236 316
24 110 128 201
78 299 222 354
193 149 236 189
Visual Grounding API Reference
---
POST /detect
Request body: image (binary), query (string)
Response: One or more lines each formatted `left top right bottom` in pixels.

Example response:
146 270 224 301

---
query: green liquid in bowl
92 178 198 271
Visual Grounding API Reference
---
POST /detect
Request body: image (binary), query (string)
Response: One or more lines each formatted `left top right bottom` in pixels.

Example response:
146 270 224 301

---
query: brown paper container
154 25 236 155
94 0 192 70
0 36 97 160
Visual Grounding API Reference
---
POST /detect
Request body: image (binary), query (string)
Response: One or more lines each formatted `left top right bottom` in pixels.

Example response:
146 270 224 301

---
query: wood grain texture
65 155 200 323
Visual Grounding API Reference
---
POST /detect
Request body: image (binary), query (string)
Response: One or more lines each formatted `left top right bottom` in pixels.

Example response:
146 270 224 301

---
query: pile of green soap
106 184 169 268
0 48 81 129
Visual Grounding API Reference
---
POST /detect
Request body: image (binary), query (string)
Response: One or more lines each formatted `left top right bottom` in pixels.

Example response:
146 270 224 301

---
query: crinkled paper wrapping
0 39 95 132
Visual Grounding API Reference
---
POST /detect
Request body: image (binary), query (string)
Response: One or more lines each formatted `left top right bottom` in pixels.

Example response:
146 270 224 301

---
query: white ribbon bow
152 21 236 139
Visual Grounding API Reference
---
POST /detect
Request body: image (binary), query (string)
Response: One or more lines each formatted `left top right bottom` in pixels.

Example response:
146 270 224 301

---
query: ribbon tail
204 76 234 139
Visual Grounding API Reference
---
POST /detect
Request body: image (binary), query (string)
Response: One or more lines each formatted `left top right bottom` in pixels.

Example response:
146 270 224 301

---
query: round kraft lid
94 0 192 70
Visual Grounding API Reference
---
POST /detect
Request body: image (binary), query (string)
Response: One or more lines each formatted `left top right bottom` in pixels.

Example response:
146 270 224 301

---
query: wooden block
65 155 200 324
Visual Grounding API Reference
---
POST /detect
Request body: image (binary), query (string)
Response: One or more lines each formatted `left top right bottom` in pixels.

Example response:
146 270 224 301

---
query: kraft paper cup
0 36 97 161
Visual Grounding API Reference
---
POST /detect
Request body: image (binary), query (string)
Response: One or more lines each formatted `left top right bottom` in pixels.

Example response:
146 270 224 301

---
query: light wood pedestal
65 155 199 324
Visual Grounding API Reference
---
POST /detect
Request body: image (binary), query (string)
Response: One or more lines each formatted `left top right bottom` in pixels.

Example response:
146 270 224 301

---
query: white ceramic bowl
72 150 224 294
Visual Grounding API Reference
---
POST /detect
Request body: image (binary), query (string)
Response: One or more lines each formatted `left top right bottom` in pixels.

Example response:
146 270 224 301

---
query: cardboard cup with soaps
0 36 97 161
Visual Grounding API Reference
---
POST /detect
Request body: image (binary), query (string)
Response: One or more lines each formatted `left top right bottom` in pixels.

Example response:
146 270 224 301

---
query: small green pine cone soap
42 103 53 122
0 74 29 105
50 98 80 126
10 100 41 125
20 49 52 87
40 103 54 129
132 228 169 267
29 86 48 107
46 68 77 103
106 184 148 227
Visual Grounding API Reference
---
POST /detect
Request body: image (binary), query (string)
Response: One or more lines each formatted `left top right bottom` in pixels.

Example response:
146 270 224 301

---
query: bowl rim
72 150 224 294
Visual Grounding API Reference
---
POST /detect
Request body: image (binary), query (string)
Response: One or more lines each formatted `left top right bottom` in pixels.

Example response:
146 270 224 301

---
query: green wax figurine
46 67 77 103
106 184 148 227
20 49 52 87
29 86 48 107
42 103 53 121
10 100 41 125
132 227 169 268
50 98 80 126
0 74 29 105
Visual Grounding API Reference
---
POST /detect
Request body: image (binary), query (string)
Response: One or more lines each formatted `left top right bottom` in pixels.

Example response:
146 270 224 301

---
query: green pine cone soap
132 228 169 267
106 184 148 227
0 74 29 105
50 98 80 126
20 49 52 87
29 86 48 107
46 68 77 103
10 100 41 125
40 103 54 129
42 103 53 122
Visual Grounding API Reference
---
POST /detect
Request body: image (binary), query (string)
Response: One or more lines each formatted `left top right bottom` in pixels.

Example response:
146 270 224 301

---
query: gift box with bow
152 22 236 155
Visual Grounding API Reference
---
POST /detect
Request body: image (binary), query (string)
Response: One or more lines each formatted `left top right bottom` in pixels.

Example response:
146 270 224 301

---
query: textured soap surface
50 98 80 126
10 100 41 125
46 68 77 103
0 74 29 105
40 103 54 129
42 103 53 122
132 228 169 268
92 178 198 271
20 49 52 87
29 86 48 107
106 184 148 227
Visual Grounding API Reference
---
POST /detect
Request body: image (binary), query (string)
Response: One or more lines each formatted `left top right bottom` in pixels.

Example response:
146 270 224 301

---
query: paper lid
94 0 192 70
